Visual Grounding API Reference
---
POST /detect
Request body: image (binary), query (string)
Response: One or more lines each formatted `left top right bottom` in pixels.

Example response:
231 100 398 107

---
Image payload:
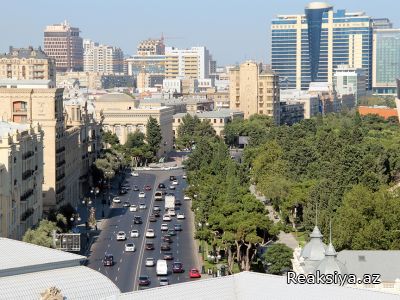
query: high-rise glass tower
271 2 373 90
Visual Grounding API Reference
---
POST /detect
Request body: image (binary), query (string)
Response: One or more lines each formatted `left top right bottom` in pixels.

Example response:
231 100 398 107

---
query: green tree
102 131 119 148
262 243 293 274
146 116 162 156
125 130 145 149
22 219 60 248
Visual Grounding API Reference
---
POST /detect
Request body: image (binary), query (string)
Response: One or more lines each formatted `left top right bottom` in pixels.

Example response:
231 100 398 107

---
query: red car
144 185 152 191
189 268 201 278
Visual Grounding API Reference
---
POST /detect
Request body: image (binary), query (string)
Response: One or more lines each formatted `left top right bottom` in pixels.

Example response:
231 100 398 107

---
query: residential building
44 21 83 72
280 101 305 125
165 46 211 80
205 91 230 109
0 123 43 239
372 29 400 95
140 96 213 114
126 55 166 76
0 46 56 82
308 82 340 114
136 71 163 93
229 61 280 123
334 65 366 103
0 80 66 211
94 93 173 155
163 78 182 94
173 110 244 137
56 71 103 90
271 2 373 90
280 89 320 119
137 38 165 56
83 39 124 74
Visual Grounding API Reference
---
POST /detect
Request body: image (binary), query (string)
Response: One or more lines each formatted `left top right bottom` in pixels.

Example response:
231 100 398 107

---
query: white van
156 259 168 276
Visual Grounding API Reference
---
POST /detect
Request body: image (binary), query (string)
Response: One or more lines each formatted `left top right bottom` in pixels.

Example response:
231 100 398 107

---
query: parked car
112 197 121 203
189 268 201 278
182 174 187 179
125 243 136 252
103 254 114 266
172 261 184 273
138 275 150 286
116 231 126 241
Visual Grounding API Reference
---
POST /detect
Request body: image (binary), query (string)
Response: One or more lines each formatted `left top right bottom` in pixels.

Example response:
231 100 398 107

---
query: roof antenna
315 202 318 226
329 219 332 244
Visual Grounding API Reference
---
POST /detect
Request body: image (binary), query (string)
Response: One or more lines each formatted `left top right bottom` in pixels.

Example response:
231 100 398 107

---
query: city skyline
1 0 399 65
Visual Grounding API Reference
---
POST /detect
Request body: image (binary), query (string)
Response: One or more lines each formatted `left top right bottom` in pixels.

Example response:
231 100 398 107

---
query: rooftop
0 79 54 88
0 46 49 60
96 92 136 102
0 122 30 138
174 109 243 119
306 2 332 10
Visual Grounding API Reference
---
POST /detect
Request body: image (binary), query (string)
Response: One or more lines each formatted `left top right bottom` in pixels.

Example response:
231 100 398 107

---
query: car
145 242 154 250
167 208 176 217
144 185 152 191
138 275 150 286
149 214 157 222
175 199 182 206
129 204 138 212
163 252 173 260
161 243 171 251
103 254 114 266
112 197 121 203
125 243 136 252
119 189 127 195
184 195 191 201
121 184 130 190
169 175 176 181
131 171 139 177
154 191 163 201
139 203 147 209
174 224 182 231
161 223 169 231
167 229 176 236
172 261 184 273
139 192 146 198
172 180 179 185
154 211 160 217
189 268 201 278
182 174 187 179
158 183 166 189
146 229 155 238
123 201 130 207
159 277 169 286
153 205 161 212
169 185 176 190
145 257 155 267
162 235 172 243
134 216 143 224
116 231 126 241
130 229 139 238
163 214 172 221
177 213 185 220
133 185 140 191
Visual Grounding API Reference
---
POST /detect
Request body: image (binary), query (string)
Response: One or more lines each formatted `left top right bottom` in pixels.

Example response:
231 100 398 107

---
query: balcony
21 208 34 222
22 150 34 160
56 160 65 168
22 170 34 181
56 185 65 195
21 189 34 202
56 173 65 181
56 146 65 154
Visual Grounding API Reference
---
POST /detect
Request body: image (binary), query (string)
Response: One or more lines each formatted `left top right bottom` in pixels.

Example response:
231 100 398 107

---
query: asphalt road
86 168 199 292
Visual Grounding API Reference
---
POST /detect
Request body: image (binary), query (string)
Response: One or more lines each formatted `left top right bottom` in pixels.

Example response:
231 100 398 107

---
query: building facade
280 89 320 119
137 39 165 56
0 122 43 239
83 40 124 74
229 61 280 123
0 47 55 82
333 65 366 103
372 29 400 95
271 2 373 90
44 21 84 72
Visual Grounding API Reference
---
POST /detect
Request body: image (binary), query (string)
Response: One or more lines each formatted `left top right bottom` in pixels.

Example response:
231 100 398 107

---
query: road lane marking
120 258 123 262
98 267 101 271
118 267 120 272
115 276 118 281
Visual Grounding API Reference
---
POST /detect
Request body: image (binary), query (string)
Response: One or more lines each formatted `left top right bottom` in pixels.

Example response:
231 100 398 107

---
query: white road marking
98 267 101 271
177 249 179 254
120 258 123 262
118 267 120 272
115 276 118 281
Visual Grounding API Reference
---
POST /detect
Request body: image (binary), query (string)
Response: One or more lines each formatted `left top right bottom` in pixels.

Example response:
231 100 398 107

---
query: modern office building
372 29 400 95
0 46 56 82
44 21 83 72
229 61 280 123
333 64 366 102
271 2 373 90
0 122 43 239
83 39 124 74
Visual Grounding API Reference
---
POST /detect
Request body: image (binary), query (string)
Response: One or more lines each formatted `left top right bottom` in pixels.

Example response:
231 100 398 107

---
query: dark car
175 199 182 206
123 201 130 207
138 275 151 286
121 184 130 190
163 252 174 260
167 229 176 236
133 185 140 191
154 211 160 217
134 216 143 224
158 183 166 189
169 185 176 190
162 234 173 243
174 224 182 231
103 254 114 266
169 175 176 181
160 243 171 251
145 185 152 191
119 189 127 195
149 214 157 222
172 261 184 273
145 242 154 250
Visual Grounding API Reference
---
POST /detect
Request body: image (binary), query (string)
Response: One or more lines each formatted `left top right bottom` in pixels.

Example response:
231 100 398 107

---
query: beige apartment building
229 61 280 123
0 46 56 82
95 93 174 155
0 122 43 239
56 71 103 90
137 39 165 56
83 40 124 74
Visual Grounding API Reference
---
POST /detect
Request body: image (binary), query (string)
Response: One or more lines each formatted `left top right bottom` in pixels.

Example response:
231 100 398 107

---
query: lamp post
70 213 81 232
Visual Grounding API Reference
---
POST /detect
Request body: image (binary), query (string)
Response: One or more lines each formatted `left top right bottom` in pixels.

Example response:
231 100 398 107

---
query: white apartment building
83 39 124 74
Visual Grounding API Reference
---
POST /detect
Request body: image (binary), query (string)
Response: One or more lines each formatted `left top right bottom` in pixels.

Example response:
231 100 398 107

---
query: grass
293 231 308 247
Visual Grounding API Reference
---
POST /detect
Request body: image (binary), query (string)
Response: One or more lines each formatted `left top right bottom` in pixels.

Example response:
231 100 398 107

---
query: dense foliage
262 243 293 275
226 112 400 250
176 114 216 149
146 116 162 156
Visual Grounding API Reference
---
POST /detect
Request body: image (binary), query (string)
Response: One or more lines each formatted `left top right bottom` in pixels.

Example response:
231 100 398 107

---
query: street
86 168 199 292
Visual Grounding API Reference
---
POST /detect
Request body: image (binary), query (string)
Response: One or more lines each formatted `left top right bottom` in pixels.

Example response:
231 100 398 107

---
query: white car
153 205 161 212
163 214 172 221
125 243 136 252
146 257 155 267
116 231 126 241
159 277 169 286
129 204 138 212
172 180 179 185
177 213 185 220
113 197 121 203
184 195 191 201
146 229 155 238
161 223 169 231
139 203 147 210
167 208 176 217
130 229 139 238
139 192 146 198
182 174 187 179
131 171 139 177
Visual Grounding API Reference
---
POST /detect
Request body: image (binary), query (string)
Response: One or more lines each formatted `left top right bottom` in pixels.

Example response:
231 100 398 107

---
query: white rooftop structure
0 122 30 138
104 271 398 300
0 79 55 88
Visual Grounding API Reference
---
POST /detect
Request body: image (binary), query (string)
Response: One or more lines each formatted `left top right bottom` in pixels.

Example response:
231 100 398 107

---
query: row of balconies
20 208 34 222
56 185 65 195
56 146 65 154
22 150 34 160
56 173 65 181
22 169 34 181
21 189 34 202
56 160 65 168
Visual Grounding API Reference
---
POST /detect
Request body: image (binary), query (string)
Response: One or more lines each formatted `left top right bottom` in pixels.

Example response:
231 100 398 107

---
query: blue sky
1 0 399 65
